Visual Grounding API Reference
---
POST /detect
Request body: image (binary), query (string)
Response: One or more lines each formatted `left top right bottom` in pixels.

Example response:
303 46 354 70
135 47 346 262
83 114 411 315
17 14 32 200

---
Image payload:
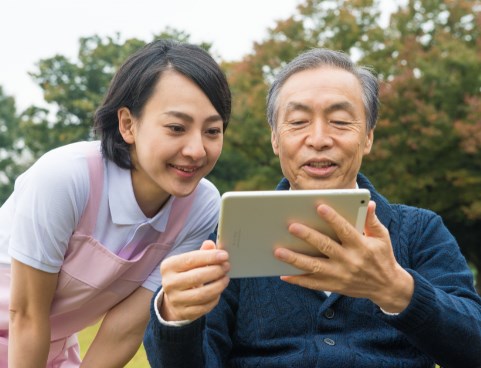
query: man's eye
289 120 309 126
329 120 351 126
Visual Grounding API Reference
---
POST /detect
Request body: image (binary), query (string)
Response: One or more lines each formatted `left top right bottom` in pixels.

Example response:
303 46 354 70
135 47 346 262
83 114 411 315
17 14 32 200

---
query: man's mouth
306 161 336 168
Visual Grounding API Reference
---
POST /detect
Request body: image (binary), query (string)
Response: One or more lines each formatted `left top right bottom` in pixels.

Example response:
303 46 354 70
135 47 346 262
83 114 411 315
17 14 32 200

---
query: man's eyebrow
163 111 222 123
285 101 313 114
285 101 357 115
325 101 357 116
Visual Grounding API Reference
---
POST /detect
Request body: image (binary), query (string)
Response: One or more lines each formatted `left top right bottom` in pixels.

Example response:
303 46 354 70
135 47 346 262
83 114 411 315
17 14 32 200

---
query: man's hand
274 201 414 313
159 240 230 321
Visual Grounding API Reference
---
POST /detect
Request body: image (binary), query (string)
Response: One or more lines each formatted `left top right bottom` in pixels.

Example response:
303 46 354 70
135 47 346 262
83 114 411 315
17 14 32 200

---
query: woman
0 39 231 367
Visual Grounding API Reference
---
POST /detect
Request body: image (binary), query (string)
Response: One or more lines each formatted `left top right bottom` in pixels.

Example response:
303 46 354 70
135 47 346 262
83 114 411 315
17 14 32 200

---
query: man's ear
271 129 279 156
118 107 135 144
363 129 374 155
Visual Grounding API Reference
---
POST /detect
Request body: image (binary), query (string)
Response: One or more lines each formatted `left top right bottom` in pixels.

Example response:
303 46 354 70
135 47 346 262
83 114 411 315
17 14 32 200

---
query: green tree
2 1 479 290
0 29 210 201
220 0 480 291
24 28 202 158
359 0 481 291
215 0 388 192
26 34 146 153
0 87 27 204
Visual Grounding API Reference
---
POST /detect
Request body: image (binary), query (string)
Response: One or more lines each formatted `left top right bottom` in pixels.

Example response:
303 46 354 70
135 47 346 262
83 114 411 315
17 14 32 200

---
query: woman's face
119 70 224 216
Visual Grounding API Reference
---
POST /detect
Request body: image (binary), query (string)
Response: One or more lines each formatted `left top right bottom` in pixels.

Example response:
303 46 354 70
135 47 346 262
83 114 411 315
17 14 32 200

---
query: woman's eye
167 125 185 133
206 128 222 136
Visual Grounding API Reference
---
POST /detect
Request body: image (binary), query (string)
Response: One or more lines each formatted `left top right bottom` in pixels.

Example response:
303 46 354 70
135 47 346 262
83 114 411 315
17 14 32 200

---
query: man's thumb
364 201 382 237
200 240 217 251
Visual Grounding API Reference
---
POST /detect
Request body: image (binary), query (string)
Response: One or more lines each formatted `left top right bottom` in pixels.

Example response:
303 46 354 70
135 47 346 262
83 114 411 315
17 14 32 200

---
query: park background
0 0 479 366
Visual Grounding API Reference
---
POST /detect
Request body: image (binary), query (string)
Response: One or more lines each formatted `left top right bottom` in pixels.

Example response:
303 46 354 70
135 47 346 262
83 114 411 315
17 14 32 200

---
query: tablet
216 189 370 278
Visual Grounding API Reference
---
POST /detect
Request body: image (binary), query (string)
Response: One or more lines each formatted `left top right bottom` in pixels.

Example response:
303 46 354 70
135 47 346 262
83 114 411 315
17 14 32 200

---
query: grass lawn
77 322 150 367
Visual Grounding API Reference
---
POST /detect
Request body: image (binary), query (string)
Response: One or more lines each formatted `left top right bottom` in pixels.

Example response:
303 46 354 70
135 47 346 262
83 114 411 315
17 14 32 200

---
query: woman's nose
182 132 206 160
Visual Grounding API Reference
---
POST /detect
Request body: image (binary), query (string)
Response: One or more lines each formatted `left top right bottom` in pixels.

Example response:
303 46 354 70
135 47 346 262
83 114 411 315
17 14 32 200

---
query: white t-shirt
0 141 220 292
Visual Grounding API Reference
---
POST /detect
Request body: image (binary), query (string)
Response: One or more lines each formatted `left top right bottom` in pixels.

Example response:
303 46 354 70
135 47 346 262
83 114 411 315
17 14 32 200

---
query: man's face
271 66 373 190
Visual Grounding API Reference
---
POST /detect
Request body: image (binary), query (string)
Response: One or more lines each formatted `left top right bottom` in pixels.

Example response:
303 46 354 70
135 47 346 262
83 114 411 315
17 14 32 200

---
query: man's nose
305 120 333 150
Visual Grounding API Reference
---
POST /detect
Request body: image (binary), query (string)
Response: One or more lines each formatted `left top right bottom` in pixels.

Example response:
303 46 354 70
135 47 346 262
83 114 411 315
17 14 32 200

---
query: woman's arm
9 259 58 367
81 286 153 368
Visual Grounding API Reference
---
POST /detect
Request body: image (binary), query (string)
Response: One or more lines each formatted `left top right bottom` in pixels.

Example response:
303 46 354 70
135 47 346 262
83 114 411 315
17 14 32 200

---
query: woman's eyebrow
163 110 194 122
163 111 222 124
205 115 223 123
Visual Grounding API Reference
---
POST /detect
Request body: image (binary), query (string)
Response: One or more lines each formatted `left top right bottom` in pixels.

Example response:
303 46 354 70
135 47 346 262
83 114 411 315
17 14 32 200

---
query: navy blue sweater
144 174 481 368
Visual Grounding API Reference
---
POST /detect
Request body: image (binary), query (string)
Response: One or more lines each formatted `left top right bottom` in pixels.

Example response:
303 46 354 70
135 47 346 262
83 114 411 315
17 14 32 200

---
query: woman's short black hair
93 39 232 169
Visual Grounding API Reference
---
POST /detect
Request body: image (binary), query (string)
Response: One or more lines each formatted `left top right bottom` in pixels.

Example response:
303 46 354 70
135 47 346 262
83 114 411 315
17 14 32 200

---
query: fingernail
318 204 329 215
275 248 288 260
216 251 229 261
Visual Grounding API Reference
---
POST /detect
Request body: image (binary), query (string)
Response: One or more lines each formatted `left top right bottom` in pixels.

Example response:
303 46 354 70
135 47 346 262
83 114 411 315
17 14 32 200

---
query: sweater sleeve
143 286 206 368
377 208 481 368
143 280 239 367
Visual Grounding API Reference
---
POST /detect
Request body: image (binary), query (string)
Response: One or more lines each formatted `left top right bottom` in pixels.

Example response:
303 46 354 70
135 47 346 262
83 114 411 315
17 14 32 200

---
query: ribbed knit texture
144 174 481 368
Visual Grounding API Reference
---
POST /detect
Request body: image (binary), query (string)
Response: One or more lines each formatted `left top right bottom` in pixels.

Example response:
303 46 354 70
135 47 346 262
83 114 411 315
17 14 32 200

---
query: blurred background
0 0 479 292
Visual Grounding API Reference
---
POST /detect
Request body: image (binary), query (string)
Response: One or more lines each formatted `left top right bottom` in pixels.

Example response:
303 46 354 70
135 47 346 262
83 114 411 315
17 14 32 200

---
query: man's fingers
200 239 217 251
163 262 230 292
164 272 230 321
315 204 361 246
174 274 230 306
364 201 387 238
161 248 229 274
274 247 330 274
287 221 340 258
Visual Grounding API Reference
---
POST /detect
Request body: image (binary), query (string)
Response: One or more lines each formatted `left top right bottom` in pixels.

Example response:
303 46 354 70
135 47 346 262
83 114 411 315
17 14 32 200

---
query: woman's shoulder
195 178 221 198
13 141 101 210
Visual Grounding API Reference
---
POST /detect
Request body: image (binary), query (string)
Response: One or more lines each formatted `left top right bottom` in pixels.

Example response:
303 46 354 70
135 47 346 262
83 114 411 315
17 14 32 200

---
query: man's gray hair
266 48 379 131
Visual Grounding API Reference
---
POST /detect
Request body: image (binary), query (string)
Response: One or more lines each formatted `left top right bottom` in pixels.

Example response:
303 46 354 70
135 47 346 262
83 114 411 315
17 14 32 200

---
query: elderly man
143 48 481 368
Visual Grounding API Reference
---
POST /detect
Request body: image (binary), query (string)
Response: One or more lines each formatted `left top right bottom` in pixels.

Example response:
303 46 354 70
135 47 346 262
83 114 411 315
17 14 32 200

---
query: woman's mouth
169 164 201 177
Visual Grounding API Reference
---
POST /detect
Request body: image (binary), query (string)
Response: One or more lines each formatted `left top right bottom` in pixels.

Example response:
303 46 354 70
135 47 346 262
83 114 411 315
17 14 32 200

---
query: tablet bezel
216 189 371 278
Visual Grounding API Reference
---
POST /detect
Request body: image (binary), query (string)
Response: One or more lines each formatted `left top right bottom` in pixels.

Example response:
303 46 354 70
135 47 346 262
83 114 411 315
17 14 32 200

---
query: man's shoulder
358 173 441 232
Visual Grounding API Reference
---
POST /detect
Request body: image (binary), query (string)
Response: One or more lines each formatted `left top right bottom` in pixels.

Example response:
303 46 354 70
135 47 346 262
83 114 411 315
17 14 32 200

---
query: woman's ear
118 107 135 144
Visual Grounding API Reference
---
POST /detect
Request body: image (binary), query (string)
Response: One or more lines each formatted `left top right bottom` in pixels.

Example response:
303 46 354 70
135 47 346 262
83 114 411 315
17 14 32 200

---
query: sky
1 0 401 112
0 0 302 111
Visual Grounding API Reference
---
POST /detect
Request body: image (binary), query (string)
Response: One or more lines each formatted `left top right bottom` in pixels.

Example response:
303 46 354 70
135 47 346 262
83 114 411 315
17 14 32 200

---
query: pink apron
0 145 197 366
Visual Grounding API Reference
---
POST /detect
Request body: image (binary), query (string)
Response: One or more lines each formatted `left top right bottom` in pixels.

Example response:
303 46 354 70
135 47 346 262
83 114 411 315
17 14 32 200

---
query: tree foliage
0 0 479 289
0 87 27 202
217 0 481 289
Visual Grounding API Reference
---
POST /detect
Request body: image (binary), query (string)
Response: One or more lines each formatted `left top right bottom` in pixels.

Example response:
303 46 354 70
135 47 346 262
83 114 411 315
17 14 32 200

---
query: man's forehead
277 68 362 106
280 66 360 90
